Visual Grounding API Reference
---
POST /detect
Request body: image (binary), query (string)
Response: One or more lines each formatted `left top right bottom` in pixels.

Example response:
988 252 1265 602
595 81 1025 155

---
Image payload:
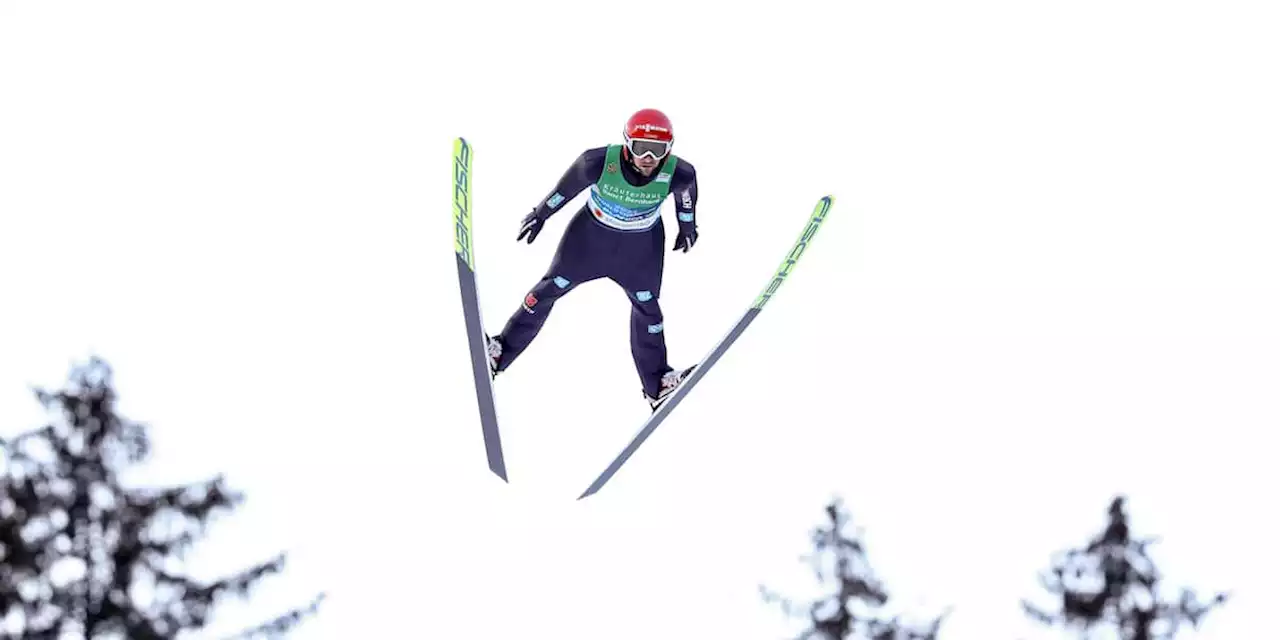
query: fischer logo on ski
577 195 835 499
454 139 475 269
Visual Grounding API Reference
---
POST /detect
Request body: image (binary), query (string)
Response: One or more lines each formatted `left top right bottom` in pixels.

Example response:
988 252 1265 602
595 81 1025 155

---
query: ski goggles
625 136 672 159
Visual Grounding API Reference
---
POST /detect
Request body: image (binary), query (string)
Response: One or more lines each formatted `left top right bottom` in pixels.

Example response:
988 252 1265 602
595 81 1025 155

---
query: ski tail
577 195 835 499
454 137 508 481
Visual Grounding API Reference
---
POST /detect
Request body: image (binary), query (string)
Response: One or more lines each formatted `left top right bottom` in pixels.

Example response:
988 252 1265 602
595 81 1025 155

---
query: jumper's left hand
672 222 698 253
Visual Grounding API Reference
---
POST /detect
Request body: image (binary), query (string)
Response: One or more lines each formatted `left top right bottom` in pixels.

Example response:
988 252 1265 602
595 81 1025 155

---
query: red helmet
623 108 673 160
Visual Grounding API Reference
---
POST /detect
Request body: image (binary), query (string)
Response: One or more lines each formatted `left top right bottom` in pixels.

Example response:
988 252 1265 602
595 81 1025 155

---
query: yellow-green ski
578 195 835 499
454 137 507 481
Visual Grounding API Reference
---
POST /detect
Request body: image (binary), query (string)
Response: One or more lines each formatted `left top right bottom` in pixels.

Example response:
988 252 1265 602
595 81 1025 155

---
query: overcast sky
2 1 1277 638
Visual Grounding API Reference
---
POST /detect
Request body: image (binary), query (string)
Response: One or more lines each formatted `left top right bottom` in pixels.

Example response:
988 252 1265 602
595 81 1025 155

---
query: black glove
517 210 546 244
672 220 698 253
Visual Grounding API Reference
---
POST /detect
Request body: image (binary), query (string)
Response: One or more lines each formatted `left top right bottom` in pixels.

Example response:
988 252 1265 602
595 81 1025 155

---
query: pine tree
1023 495 1228 640
761 498 946 640
0 357 323 639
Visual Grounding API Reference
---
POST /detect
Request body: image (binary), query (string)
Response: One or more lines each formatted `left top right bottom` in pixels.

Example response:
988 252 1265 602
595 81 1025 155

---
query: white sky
2 1 1277 638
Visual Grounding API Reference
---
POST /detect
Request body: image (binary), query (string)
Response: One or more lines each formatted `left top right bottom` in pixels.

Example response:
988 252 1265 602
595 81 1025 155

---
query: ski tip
811 195 834 218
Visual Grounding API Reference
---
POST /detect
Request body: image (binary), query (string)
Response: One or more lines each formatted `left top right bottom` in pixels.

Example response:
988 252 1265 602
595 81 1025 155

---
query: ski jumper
494 145 699 398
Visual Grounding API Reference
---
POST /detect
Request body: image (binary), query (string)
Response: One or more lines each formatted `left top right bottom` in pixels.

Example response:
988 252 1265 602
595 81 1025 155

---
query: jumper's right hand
517 211 545 244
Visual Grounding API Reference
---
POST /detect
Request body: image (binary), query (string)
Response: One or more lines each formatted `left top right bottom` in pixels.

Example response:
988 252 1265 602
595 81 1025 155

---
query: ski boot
644 365 697 412
485 335 503 380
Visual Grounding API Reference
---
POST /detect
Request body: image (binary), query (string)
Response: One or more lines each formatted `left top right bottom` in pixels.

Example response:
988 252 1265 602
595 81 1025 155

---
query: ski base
577 195 835 499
